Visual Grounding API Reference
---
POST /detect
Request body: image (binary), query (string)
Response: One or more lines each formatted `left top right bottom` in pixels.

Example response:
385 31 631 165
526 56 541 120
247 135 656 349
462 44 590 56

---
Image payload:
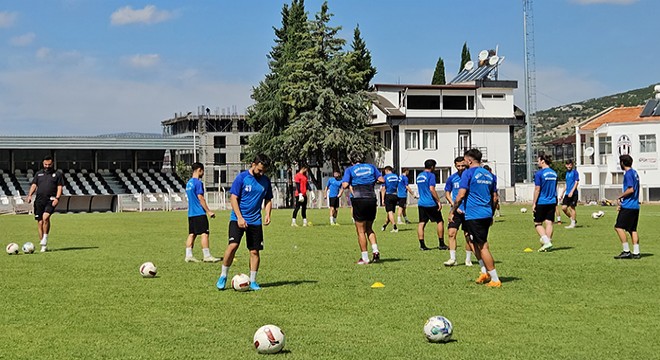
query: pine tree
460 42 471 71
347 25 377 91
432 57 446 85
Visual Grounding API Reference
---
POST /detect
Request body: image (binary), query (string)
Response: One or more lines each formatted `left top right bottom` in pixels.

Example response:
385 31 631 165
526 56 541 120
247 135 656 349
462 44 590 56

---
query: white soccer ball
22 242 35 254
597 210 605 217
232 273 251 292
6 243 19 255
591 212 600 219
424 316 453 343
253 324 286 354
139 262 157 278
520 208 528 213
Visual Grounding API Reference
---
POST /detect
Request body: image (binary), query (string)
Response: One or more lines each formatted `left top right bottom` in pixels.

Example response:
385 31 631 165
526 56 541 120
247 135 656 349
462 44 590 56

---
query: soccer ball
253 324 286 354
139 262 157 278
22 242 35 254
520 208 528 213
592 211 605 219
598 210 605 217
424 316 453 343
6 243 19 255
232 273 251 292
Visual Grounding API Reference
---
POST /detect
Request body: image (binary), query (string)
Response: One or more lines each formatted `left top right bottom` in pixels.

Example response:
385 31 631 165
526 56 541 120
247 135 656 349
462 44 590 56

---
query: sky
0 0 657 136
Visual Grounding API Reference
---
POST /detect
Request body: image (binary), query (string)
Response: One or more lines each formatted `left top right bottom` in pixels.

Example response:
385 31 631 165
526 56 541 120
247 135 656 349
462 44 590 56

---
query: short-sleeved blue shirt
186 178 205 217
459 167 495 220
565 168 579 194
444 172 466 212
534 167 558 205
397 174 409 198
383 173 399 194
621 168 640 210
229 170 273 225
342 163 382 199
326 177 342 198
416 171 437 207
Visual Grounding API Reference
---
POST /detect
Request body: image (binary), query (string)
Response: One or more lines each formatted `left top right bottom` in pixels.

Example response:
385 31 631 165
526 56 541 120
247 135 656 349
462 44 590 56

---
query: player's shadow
639 253 654 258
50 246 99 252
375 258 406 263
499 276 521 283
260 280 318 288
394 228 414 232
550 246 573 251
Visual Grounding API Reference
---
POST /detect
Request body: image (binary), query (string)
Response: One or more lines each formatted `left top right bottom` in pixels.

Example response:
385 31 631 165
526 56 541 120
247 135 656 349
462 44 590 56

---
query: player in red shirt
291 166 311 226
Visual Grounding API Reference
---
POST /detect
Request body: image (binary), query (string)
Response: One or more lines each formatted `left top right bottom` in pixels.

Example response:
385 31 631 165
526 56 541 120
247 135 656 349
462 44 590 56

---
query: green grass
1 205 659 359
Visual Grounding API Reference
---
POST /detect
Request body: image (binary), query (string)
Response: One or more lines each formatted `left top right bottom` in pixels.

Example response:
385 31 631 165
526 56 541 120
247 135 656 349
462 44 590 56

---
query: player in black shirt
27 156 64 252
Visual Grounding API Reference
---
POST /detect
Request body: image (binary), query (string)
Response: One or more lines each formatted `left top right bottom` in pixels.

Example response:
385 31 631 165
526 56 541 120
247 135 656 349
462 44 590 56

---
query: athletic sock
202 248 211 258
303 219 308 225
438 237 446 247
449 250 456 261
556 216 561 222
333 217 337 224
465 251 472 262
397 216 402 223
622 242 630 252
479 260 487 274
291 218 296 225
41 235 48 246
404 216 409 222
250 271 257 283
361 251 369 262
488 269 500 282
221 265 229 278
571 218 576 225
541 235 551 244
371 244 379 254
632 244 640 255
185 247 193 258
419 240 427 248
393 225 397 230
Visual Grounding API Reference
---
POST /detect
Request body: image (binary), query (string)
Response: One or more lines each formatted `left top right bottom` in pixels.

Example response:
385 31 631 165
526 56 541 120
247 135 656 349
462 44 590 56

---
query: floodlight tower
523 0 537 182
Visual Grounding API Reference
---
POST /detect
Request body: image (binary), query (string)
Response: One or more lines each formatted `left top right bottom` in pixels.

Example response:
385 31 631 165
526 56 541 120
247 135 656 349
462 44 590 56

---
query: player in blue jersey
216 154 273 291
443 157 473 267
380 166 400 233
416 159 447 251
342 152 385 264
561 159 580 229
325 171 344 225
613 155 641 259
483 164 500 217
184 163 221 263
397 168 415 224
533 152 558 252
449 149 501 288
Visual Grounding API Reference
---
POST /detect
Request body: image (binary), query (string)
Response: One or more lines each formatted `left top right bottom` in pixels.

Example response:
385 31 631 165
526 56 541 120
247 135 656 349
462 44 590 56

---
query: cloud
0 11 18 28
35 47 51 59
10 32 36 47
124 54 161 68
571 0 638 5
110 5 175 25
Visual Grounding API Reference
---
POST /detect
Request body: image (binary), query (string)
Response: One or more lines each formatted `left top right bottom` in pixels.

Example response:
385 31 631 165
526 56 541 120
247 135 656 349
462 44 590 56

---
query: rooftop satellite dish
478 50 489 61
654 84 660 93
488 55 500 66
464 61 474 71
584 147 595 157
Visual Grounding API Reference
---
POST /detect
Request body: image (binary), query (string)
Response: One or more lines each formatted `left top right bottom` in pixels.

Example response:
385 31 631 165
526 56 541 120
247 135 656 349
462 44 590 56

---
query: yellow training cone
371 282 385 288
523 248 533 252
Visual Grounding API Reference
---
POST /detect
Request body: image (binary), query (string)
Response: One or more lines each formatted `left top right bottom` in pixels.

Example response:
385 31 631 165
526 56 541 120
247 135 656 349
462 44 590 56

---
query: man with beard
325 171 344 225
27 156 63 253
443 157 473 266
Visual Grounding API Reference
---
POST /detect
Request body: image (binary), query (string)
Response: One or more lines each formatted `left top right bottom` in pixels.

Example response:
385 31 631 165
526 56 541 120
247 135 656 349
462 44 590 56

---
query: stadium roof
0 135 194 150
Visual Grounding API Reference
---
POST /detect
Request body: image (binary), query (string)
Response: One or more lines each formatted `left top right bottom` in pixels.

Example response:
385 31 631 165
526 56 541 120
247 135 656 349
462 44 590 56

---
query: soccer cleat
390 228 399 233
438 245 449 250
564 223 576 229
249 282 262 291
613 251 632 259
203 256 222 263
357 258 369 265
443 259 457 267
185 256 201 263
291 223 299 227
405 220 412 224
465 261 473 267
420 246 432 251
397 221 405 225
538 242 553 252
216 275 227 290
632 253 641 259
40 246 48 253
485 280 502 288
371 252 380 263
475 273 491 284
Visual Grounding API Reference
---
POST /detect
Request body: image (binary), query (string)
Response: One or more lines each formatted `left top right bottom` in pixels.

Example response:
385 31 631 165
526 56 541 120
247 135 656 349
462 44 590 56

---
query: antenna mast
523 0 537 182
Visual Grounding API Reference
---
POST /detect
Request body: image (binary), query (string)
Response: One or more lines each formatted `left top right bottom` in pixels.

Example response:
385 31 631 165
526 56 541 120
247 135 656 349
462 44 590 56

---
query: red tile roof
580 106 660 130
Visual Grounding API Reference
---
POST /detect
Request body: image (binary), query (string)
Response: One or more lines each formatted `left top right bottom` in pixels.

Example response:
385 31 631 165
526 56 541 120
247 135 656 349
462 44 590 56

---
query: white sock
622 242 630 252
556 216 561 222
330 216 334 224
202 248 211 258
449 250 456 261
465 251 472 262
303 219 308 225
371 244 379 253
291 218 296 224
361 251 369 262
185 247 193 258
41 235 48 246
333 217 337 223
632 244 640 255
488 269 500 282
479 260 486 274
250 271 257 283
221 265 229 277
541 235 551 244
571 219 576 225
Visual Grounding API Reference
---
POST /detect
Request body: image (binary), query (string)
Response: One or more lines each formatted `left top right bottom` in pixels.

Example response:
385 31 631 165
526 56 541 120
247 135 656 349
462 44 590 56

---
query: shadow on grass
260 280 318 288
499 276 521 283
374 258 406 263
429 339 458 344
50 246 99 252
640 253 654 258
550 246 574 251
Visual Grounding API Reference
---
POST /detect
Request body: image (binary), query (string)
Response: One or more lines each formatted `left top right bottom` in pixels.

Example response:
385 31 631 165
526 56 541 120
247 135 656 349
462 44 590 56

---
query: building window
422 130 437 150
458 130 471 154
384 130 392 150
220 170 227 184
598 136 612 155
214 153 226 165
439 167 451 183
240 136 250 146
405 130 419 150
213 170 219 184
214 136 226 149
640 134 656 153
240 153 246 162
407 95 440 110
373 131 382 146
443 95 475 110
481 94 505 99
611 172 624 185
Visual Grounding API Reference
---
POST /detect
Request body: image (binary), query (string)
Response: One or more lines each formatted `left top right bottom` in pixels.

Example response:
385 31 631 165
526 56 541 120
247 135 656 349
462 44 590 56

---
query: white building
576 97 660 202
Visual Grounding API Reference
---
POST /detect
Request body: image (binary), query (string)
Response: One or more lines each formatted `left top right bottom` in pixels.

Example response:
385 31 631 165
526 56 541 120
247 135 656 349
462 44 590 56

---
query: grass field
1 205 659 359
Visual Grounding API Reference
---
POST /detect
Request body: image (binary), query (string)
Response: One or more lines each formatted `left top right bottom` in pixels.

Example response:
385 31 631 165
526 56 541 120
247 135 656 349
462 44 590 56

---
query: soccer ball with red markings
6 243 19 255
424 316 453 343
139 262 157 278
231 274 250 292
253 324 285 354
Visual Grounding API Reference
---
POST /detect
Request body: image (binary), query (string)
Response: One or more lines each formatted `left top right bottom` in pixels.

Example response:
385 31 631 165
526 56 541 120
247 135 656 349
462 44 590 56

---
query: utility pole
523 0 537 182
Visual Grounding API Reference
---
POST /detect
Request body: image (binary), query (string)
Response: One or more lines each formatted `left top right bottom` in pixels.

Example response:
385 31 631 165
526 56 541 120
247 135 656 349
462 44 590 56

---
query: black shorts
328 197 339 209
448 212 465 230
562 192 578 207
534 204 556 223
418 206 443 223
464 218 491 245
384 194 398 212
352 198 377 222
397 197 407 208
188 215 210 235
615 208 640 234
34 197 56 221
228 221 264 251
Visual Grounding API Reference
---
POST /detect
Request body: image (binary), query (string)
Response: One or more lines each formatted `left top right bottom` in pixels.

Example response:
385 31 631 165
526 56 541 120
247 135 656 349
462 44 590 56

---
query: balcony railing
454 147 488 161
